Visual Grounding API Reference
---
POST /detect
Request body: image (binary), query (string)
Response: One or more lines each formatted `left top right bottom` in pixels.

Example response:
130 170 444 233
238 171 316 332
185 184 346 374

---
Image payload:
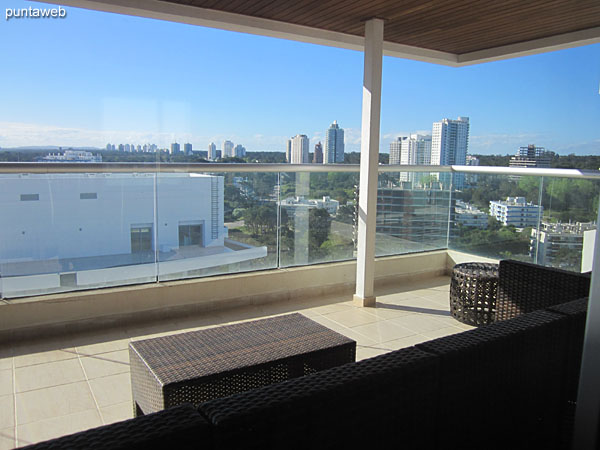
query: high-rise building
222 140 234 158
389 134 432 183
290 134 310 164
184 143 192 155
208 142 217 160
324 120 345 164
285 139 292 163
431 116 469 188
389 134 431 166
313 142 323 164
234 144 246 158
171 143 181 154
509 144 551 169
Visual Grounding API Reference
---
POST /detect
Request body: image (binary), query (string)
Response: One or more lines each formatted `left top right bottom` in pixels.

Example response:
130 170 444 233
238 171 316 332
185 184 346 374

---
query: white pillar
573 196 600 449
354 18 384 307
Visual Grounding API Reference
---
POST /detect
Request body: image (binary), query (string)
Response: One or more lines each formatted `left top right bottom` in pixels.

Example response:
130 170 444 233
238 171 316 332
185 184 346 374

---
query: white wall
0 173 223 262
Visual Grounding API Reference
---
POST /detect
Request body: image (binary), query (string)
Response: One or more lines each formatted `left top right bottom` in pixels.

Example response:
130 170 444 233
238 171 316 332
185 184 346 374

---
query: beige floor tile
14 348 78 368
17 409 102 447
382 334 432 350
389 314 449 334
324 308 380 328
420 326 465 340
377 290 420 303
0 396 14 429
89 373 131 408
16 381 96 425
351 320 416 343
80 350 129 380
0 428 15 450
15 358 85 393
304 301 352 316
100 401 133 425
430 315 467 328
366 303 417 320
308 315 379 347
356 346 389 361
80 338 131 356
0 358 12 371
0 371 12 397
76 335 130 356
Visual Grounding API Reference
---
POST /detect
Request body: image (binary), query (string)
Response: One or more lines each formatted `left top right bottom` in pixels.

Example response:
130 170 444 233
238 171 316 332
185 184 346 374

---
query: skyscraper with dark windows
313 142 323 163
324 120 345 164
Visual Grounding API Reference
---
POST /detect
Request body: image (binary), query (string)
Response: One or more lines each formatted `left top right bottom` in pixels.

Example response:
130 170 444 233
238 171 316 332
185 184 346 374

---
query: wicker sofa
20 261 592 450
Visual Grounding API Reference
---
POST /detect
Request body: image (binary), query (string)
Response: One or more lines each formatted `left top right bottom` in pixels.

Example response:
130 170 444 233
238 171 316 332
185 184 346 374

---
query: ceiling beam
33 0 600 66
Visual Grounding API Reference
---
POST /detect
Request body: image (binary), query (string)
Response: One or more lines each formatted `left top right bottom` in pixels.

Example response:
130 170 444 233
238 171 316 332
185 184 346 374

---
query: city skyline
0 0 599 155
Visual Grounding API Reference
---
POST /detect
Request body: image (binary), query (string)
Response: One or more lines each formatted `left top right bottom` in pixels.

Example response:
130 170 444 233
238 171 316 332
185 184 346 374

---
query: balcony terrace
4 0 600 447
0 163 598 449
1 267 475 448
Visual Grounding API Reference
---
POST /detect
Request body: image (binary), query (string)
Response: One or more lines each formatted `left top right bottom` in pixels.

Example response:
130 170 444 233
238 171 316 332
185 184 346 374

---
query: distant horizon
1 144 598 158
1 0 598 156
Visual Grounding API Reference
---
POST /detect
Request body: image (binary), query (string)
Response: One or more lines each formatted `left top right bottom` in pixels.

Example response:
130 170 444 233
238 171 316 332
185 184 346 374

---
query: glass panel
0 173 158 299
374 171 452 256
448 173 541 262
278 171 359 267
156 172 277 281
533 176 600 272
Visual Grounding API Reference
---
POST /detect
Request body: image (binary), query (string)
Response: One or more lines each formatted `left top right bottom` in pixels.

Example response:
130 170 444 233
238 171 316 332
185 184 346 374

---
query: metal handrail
0 161 598 179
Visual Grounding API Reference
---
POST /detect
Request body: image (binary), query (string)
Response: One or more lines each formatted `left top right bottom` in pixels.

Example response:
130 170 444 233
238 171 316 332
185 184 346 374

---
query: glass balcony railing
0 163 597 299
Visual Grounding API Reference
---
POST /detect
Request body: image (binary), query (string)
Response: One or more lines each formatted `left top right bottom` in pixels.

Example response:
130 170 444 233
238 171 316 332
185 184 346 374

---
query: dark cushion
417 309 570 450
199 346 438 450
496 259 590 321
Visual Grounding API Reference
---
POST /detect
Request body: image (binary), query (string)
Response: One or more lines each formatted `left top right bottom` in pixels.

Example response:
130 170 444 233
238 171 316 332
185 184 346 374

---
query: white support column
573 196 600 449
354 18 384 307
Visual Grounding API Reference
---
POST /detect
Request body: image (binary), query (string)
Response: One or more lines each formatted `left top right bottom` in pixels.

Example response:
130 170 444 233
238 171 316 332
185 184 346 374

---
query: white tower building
290 135 310 164
431 116 470 188
208 142 217 160
222 140 234 158
389 134 432 183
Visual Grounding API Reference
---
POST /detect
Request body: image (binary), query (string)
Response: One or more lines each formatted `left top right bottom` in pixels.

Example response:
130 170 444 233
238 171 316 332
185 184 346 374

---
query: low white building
0 173 266 297
43 150 102 163
530 221 596 271
279 195 339 216
455 200 488 229
489 197 542 228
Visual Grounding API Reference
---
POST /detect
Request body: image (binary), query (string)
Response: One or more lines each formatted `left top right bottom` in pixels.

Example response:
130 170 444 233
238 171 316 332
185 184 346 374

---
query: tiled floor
0 275 472 449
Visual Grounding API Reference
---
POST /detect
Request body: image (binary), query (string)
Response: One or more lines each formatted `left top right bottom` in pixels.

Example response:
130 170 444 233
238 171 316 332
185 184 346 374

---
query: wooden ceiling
160 0 600 55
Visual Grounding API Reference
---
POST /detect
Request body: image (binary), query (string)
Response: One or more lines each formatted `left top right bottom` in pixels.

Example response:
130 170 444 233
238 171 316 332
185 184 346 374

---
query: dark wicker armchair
496 260 591 322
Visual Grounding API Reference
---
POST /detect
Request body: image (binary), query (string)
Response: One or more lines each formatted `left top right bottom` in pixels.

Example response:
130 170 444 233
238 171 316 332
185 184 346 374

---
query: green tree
309 208 332 250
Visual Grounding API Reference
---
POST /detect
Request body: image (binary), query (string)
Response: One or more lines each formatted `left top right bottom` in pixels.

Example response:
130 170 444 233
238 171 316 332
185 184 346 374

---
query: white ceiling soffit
34 0 600 66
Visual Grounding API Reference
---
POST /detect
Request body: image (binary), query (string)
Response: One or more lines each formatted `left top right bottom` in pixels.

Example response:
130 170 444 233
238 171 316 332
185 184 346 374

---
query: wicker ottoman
450 262 499 326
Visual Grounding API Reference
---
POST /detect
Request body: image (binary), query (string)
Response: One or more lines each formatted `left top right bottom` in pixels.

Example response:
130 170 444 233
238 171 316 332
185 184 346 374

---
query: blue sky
0 0 599 155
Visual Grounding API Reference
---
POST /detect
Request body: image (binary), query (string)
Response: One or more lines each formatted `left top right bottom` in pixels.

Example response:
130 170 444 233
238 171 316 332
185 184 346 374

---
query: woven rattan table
450 262 499 326
129 313 356 416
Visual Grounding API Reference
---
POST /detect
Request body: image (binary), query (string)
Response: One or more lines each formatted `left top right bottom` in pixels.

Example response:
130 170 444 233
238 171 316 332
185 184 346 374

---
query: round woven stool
450 262 499 326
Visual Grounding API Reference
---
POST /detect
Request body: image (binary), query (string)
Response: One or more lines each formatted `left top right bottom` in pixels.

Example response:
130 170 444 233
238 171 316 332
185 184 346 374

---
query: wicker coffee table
450 262 499 326
129 313 356 416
